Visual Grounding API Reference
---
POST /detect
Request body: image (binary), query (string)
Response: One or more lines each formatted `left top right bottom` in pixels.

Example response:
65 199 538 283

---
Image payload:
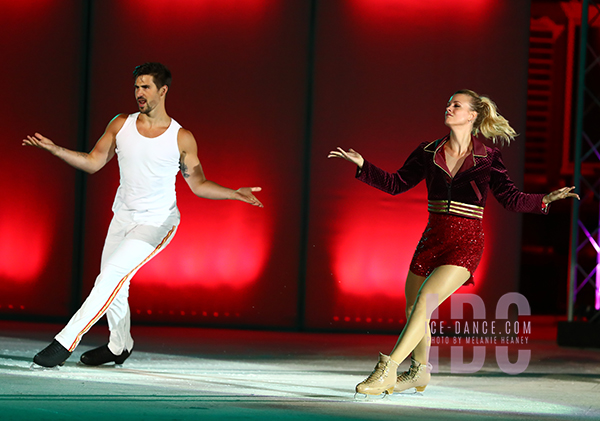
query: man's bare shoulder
177 128 196 143
108 113 129 129
177 127 195 139
107 114 129 132
177 128 197 155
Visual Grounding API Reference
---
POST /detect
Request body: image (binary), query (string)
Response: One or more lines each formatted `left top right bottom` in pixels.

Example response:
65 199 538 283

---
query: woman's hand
327 147 364 168
543 186 580 204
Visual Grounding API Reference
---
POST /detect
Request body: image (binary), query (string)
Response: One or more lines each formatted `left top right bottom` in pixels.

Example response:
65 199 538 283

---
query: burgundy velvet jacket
356 136 548 219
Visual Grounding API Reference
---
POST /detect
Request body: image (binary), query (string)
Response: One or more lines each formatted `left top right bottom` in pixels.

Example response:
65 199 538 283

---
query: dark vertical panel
71 0 94 313
82 0 309 328
297 0 319 330
0 1 82 318
305 0 532 330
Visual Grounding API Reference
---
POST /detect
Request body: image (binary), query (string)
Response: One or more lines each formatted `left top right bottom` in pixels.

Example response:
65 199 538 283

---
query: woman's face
444 93 477 128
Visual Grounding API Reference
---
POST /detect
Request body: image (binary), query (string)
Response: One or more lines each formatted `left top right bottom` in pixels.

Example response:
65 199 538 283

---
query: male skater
23 62 263 368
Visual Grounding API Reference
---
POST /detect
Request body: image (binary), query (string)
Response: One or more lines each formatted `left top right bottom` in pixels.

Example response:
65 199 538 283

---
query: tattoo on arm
180 152 190 178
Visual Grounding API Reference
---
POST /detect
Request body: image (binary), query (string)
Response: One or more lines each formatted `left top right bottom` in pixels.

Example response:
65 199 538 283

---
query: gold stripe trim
449 204 484 214
428 200 484 219
428 200 483 210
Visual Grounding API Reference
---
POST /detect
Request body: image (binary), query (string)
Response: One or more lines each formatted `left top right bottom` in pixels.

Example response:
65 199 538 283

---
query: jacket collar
424 135 488 177
472 136 487 157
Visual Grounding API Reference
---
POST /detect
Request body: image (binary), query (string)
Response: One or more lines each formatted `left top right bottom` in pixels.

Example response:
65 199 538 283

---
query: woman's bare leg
389 265 470 363
404 271 429 364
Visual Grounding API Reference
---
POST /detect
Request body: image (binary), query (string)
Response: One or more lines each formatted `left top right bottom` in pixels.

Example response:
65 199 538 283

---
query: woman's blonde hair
455 89 517 146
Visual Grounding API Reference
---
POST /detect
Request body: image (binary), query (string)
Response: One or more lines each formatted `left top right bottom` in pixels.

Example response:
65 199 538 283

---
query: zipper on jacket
446 179 452 213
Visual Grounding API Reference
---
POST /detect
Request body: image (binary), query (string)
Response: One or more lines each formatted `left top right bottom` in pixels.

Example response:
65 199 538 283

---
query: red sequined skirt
410 213 484 285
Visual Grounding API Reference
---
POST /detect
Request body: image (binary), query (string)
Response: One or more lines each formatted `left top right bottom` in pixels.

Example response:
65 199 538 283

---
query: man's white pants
55 211 178 355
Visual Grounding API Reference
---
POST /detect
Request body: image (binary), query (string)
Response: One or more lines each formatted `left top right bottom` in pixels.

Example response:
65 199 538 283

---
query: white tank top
112 112 181 225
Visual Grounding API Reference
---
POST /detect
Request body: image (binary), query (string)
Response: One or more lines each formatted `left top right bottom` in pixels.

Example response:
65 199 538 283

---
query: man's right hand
21 115 123 174
23 132 59 155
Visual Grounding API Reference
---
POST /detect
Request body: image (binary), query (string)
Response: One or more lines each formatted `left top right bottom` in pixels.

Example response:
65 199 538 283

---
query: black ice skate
31 339 72 369
80 344 131 366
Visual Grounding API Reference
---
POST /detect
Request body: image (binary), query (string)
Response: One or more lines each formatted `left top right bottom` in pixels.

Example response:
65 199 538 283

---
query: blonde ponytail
455 89 517 146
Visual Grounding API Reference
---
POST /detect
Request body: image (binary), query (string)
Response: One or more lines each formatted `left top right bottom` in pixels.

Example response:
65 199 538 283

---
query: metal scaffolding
568 0 600 320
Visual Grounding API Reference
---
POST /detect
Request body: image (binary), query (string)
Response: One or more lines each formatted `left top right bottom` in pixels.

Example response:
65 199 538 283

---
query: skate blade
397 386 425 395
30 363 60 371
353 391 389 401
76 361 125 368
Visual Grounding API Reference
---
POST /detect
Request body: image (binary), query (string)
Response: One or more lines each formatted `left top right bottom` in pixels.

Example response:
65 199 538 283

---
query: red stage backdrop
81 0 310 327
0 1 82 317
1 0 532 331
304 0 531 329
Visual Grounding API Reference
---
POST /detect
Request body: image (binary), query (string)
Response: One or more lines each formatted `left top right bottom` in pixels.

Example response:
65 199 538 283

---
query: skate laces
364 360 392 383
398 359 432 383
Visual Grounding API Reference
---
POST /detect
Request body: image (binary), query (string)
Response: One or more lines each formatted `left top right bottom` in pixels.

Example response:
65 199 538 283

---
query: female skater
328 89 579 396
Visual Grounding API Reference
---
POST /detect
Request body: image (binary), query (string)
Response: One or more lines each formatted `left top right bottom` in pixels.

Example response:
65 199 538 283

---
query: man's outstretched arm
178 129 263 207
22 114 127 174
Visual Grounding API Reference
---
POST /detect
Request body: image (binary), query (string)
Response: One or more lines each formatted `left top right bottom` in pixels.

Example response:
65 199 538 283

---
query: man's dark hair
133 62 172 89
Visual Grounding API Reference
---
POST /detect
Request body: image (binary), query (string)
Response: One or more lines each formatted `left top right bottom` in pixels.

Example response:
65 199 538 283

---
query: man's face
134 75 165 115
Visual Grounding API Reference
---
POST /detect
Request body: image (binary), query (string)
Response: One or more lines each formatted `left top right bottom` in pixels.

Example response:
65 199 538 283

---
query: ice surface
1 322 599 421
